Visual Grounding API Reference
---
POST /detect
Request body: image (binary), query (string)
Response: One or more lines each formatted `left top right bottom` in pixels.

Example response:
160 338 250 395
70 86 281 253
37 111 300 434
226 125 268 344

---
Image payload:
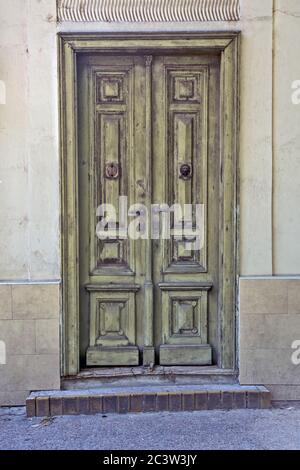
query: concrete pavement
0 405 300 450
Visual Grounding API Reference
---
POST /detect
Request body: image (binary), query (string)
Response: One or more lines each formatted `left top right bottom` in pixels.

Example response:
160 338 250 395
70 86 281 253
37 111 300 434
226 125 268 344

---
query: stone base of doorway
62 366 239 389
26 385 271 417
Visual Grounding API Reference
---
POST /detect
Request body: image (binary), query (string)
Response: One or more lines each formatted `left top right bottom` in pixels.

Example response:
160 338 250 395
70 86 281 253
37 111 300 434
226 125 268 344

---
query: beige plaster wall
0 0 59 281
238 0 300 400
273 0 300 274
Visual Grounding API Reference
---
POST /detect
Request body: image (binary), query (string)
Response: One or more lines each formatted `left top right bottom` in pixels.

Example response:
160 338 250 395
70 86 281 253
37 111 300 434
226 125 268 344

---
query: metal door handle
105 162 120 179
179 163 192 180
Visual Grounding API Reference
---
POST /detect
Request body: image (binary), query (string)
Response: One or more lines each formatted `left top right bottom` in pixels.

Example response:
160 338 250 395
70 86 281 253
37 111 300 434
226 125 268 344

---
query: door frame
59 32 240 377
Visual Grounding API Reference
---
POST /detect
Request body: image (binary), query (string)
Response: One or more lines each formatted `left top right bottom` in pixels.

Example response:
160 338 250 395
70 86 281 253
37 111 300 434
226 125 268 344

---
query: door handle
105 162 120 179
179 162 192 180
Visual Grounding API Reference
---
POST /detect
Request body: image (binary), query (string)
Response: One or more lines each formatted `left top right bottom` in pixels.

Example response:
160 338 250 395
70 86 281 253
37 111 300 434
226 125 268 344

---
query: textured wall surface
239 278 300 400
273 0 300 274
0 283 60 406
0 0 59 281
0 0 60 406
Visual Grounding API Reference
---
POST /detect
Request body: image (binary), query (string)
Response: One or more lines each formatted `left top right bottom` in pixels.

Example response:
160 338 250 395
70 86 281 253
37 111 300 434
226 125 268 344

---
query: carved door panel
78 53 220 367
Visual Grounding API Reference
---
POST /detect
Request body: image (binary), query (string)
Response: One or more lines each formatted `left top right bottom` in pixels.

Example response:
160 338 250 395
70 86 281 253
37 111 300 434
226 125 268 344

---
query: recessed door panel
92 65 134 275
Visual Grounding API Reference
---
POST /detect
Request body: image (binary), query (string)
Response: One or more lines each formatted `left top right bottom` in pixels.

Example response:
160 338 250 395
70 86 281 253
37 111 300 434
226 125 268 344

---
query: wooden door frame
59 32 240 377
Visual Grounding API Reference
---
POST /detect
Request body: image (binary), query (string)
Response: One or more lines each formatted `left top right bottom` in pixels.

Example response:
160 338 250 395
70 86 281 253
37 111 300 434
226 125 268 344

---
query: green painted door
77 52 221 367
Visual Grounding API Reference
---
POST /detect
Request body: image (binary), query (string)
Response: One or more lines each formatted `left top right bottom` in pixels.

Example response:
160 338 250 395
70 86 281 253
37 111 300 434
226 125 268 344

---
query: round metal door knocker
105 162 119 179
179 163 192 180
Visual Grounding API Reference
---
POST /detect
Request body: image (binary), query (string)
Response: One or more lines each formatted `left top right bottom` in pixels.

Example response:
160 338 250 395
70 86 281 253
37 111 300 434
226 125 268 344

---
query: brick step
26 385 271 417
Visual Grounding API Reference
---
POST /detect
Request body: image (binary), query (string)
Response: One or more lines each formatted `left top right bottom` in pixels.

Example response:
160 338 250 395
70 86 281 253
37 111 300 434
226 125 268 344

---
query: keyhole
105 162 119 179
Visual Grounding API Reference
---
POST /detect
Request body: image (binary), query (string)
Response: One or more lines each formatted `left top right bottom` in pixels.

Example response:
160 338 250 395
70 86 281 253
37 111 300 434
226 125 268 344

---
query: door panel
159 284 212 365
78 52 221 367
91 61 136 275
86 284 140 366
163 64 209 273
78 56 148 366
152 55 220 366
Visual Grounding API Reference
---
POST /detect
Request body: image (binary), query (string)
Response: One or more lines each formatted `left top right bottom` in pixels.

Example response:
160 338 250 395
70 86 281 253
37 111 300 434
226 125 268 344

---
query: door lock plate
105 162 120 179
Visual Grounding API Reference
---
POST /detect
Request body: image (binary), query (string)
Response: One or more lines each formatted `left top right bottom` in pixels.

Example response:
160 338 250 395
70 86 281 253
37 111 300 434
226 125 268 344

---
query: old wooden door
78 52 220 368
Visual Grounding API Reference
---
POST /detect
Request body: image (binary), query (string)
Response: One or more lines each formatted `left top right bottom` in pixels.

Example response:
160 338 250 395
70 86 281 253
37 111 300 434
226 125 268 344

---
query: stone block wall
239 279 300 400
0 284 60 406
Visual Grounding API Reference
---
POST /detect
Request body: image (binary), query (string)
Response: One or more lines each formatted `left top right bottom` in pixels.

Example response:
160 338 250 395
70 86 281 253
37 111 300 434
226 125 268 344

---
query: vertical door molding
219 37 239 369
59 38 80 376
59 33 240 376
143 55 155 365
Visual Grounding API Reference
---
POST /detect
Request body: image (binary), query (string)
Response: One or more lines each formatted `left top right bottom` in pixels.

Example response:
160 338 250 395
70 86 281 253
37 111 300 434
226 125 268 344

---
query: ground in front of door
0 405 300 450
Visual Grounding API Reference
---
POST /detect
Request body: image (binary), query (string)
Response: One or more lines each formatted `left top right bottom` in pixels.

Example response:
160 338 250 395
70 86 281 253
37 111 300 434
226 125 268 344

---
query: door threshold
62 365 238 390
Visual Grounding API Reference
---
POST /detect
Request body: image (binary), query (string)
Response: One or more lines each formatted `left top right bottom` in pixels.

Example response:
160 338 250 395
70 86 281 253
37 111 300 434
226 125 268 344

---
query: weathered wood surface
59 33 239 374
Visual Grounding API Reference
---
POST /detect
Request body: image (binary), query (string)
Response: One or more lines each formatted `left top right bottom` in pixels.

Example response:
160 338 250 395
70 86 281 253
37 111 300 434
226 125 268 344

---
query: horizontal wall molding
239 276 300 280
57 0 240 23
0 280 61 285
